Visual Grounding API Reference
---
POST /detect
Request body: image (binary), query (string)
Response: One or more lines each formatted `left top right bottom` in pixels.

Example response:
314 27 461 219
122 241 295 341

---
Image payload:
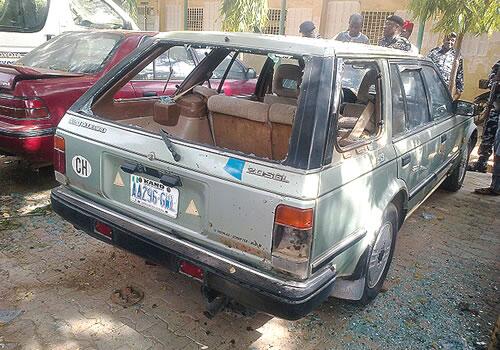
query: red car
0 30 257 165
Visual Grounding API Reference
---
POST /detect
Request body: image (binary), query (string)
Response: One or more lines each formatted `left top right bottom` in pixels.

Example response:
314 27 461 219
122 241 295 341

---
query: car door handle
441 134 447 143
143 91 157 97
159 174 182 187
121 162 144 174
120 162 182 187
401 154 411 167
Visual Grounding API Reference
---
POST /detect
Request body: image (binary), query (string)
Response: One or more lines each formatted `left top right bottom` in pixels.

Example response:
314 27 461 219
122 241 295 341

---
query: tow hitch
201 286 256 318
201 286 228 318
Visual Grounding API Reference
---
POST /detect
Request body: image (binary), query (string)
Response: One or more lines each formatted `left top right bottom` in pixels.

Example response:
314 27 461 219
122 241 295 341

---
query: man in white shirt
334 14 370 44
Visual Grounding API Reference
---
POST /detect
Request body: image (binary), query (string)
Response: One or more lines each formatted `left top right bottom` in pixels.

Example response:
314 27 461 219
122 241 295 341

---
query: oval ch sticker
72 155 92 178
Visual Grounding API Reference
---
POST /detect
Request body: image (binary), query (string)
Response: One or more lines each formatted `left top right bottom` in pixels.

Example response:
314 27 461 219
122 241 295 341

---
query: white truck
0 0 138 64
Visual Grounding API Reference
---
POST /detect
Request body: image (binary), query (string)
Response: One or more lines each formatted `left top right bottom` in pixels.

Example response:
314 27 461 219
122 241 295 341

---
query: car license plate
130 174 179 218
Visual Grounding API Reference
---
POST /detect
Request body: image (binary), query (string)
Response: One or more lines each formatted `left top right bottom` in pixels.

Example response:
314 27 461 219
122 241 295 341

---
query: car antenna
159 128 181 162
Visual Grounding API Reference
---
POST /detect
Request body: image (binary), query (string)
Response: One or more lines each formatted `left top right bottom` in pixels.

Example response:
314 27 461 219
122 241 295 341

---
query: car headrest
273 64 302 98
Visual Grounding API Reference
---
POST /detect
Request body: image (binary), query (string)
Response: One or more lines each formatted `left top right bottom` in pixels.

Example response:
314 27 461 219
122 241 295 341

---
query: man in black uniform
468 60 500 173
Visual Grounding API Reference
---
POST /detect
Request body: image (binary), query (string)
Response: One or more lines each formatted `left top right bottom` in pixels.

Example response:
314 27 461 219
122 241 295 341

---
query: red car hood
0 64 84 91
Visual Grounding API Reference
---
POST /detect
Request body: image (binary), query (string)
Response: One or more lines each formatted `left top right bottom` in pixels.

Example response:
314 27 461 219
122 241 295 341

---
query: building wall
146 0 498 100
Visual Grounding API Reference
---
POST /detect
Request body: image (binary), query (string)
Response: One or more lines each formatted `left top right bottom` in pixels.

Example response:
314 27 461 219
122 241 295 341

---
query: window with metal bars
263 8 285 35
361 11 394 45
187 7 203 31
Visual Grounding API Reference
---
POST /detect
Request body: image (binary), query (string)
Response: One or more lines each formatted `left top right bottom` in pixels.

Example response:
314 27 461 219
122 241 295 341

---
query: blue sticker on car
224 158 245 180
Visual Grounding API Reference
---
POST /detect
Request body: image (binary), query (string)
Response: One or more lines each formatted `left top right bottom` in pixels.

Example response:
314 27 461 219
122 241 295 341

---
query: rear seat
207 95 272 158
264 64 302 106
269 103 296 160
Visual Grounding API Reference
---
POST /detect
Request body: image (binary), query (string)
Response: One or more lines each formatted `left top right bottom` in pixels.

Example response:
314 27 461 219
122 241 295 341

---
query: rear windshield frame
0 0 50 33
72 39 335 171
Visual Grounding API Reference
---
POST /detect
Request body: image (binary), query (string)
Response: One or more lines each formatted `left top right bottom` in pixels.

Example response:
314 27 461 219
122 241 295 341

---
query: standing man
401 20 419 54
299 21 320 38
427 33 464 99
334 14 370 44
474 76 500 196
378 15 412 51
469 60 500 173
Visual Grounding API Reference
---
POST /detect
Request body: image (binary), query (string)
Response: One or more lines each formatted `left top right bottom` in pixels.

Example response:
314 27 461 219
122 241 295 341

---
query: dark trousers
478 108 499 162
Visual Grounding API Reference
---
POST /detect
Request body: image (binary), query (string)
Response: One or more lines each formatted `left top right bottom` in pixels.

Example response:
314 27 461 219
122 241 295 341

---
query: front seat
264 64 302 105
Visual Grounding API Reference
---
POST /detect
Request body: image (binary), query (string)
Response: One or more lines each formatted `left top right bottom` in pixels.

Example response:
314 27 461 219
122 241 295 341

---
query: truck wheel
359 203 398 305
441 145 469 192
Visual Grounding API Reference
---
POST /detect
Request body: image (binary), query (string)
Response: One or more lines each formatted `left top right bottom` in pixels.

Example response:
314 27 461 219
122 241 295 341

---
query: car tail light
53 135 66 175
0 95 49 119
95 220 113 239
272 205 314 280
179 260 204 280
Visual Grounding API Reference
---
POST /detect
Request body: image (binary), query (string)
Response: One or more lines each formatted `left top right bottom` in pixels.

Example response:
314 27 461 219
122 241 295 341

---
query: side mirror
245 67 257 80
453 100 479 117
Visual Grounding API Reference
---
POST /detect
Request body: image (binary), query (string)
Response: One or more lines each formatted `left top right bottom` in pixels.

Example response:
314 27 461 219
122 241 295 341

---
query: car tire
358 203 398 305
441 145 470 192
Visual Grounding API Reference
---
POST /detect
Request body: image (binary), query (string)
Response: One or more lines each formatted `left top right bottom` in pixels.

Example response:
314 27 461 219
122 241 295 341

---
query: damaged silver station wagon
51 32 478 320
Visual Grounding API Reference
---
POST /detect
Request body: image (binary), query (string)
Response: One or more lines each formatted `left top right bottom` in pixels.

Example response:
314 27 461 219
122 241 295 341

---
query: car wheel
359 203 398 305
441 145 470 192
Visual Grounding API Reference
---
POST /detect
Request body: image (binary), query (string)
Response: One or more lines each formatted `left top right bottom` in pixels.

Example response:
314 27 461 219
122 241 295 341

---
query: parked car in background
50 32 478 320
0 0 138 65
0 30 258 165
0 30 155 165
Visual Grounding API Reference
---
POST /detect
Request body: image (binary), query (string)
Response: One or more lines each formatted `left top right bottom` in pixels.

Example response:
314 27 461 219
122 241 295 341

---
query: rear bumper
51 186 337 320
0 125 54 162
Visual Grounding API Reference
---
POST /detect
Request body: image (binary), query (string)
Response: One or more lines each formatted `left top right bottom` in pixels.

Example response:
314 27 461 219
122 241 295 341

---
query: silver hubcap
367 222 393 289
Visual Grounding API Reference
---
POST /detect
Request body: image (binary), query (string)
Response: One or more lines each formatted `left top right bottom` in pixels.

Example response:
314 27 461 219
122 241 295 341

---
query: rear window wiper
159 128 181 162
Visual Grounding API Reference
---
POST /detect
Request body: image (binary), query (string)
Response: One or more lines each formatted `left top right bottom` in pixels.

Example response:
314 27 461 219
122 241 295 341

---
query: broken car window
0 0 49 32
336 61 382 148
90 43 307 162
69 0 126 29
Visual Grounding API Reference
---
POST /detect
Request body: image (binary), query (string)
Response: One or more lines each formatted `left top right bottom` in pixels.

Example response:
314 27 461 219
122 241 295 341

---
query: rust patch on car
217 235 267 259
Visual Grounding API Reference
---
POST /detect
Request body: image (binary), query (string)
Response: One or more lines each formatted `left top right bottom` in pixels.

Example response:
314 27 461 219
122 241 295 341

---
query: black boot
467 158 488 173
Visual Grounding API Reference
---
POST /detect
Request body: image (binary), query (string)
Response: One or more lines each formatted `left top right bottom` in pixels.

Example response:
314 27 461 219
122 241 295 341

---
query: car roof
60 30 158 38
155 31 421 58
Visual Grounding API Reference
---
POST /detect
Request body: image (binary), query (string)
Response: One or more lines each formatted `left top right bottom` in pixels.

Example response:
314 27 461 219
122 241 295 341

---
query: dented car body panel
51 32 477 319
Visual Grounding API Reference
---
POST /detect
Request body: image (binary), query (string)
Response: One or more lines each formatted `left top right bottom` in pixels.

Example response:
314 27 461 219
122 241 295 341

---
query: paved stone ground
0 156 499 350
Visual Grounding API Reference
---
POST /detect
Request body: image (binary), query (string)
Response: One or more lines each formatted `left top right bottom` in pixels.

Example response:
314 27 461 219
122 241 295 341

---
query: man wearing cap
299 21 320 38
401 20 419 54
427 33 464 98
334 14 369 44
378 15 412 51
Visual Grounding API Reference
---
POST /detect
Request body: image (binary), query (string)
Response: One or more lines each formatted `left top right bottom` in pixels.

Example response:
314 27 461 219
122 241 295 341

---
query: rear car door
420 65 463 172
390 63 436 206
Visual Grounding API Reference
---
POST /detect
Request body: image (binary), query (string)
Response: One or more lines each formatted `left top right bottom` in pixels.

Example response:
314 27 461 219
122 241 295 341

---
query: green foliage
409 0 500 36
220 0 268 32
120 0 138 22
